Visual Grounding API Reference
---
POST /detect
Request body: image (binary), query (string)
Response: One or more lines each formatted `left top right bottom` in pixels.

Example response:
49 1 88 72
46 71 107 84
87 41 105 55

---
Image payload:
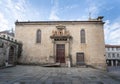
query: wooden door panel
76 53 84 65
56 44 65 63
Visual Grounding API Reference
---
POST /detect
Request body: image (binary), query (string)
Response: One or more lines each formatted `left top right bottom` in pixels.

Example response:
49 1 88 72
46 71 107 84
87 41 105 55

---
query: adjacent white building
105 45 120 66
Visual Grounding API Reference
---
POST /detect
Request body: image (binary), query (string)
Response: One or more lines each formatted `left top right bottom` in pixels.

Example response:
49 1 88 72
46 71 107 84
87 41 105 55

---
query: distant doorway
8 46 14 64
76 53 85 65
56 44 65 63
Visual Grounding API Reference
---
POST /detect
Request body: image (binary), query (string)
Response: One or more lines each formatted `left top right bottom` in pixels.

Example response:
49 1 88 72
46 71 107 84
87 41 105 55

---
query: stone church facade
15 16 106 70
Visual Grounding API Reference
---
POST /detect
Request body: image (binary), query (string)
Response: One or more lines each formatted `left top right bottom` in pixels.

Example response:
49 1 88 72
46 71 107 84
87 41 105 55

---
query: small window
112 53 115 57
108 55 111 58
108 53 110 57
80 29 86 43
36 29 41 43
117 54 119 57
7 36 10 40
116 48 119 51
112 48 114 51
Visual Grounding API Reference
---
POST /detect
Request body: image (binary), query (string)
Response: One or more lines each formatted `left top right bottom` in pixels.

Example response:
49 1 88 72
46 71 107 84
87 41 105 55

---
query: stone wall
0 35 22 67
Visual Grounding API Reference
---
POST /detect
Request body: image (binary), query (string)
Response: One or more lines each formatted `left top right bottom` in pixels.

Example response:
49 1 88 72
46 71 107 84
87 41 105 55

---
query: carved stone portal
50 25 72 66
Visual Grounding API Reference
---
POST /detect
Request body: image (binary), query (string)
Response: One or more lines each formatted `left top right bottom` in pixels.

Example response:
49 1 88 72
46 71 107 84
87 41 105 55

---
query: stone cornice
50 35 72 39
15 21 104 25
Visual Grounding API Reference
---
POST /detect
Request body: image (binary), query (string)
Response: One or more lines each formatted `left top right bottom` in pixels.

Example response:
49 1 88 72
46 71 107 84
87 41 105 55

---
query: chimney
97 16 104 21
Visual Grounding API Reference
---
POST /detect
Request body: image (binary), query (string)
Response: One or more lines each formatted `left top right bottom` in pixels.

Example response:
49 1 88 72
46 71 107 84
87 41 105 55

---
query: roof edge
105 44 120 48
15 20 105 25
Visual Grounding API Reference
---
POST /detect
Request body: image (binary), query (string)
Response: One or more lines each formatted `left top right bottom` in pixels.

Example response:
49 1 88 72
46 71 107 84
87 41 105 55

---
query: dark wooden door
76 53 84 65
56 44 65 63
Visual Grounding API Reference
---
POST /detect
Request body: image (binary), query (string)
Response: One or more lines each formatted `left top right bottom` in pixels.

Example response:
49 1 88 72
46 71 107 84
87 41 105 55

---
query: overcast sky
0 0 120 45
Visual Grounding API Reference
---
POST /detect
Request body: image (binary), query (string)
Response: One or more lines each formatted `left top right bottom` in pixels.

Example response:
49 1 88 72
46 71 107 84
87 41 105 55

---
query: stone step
76 64 87 68
42 63 61 67
60 63 67 67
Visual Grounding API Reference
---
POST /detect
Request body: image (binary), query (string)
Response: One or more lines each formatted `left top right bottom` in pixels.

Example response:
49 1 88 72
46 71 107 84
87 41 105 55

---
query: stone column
68 38 71 67
6 47 9 61
66 38 70 67
53 41 55 63
5 46 9 66
50 39 55 63
68 40 71 67
16 45 19 63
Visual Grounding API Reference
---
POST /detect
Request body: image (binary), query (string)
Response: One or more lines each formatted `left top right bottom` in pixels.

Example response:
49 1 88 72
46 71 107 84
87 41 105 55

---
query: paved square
0 65 120 84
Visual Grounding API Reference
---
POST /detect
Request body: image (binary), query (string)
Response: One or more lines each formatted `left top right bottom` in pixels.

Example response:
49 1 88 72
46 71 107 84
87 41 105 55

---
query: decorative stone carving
50 25 72 40
56 25 65 29
55 31 57 35
52 30 55 36
52 30 70 36
64 30 70 36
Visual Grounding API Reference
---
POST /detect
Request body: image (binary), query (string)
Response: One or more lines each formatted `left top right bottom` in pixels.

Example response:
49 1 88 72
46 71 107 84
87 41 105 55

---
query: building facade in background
15 16 106 70
0 30 14 37
105 45 120 66
0 34 22 67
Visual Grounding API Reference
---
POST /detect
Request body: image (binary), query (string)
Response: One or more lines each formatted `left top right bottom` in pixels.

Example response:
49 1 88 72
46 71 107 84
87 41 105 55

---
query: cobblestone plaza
0 65 120 84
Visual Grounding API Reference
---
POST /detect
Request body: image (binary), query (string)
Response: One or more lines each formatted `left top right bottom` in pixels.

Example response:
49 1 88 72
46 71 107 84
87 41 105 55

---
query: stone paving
0 65 120 84
107 66 120 72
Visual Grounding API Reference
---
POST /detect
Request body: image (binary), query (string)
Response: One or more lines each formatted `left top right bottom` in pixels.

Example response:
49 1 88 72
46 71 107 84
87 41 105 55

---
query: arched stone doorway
8 46 15 64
